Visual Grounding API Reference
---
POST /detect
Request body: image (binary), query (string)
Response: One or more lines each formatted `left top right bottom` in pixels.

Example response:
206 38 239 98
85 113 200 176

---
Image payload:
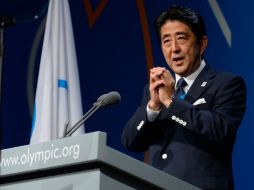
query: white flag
30 0 84 144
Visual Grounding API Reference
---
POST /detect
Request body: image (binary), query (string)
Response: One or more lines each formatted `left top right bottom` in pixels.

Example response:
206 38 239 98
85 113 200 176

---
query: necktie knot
175 78 187 99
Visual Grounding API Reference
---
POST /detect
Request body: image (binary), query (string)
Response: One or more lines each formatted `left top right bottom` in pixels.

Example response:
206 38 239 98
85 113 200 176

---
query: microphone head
97 91 121 107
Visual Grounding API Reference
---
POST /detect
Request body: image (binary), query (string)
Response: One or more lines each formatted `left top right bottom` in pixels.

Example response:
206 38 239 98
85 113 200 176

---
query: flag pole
0 17 15 125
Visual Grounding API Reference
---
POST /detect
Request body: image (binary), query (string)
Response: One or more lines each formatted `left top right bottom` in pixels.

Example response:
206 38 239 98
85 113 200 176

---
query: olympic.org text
0 144 80 168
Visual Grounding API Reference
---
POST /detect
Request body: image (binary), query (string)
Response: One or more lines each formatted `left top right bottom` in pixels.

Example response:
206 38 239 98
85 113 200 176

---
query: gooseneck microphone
95 91 121 107
63 91 121 137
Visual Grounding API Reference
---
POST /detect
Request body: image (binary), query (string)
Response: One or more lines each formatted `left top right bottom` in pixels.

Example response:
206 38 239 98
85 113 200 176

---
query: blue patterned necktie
175 78 187 100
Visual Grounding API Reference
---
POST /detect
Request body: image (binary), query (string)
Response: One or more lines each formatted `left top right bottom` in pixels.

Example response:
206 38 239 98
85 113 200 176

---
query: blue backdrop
0 0 253 189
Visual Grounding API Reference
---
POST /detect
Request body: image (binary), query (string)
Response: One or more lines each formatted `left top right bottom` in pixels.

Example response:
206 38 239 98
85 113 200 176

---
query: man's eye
163 39 171 45
178 36 185 39
178 37 187 43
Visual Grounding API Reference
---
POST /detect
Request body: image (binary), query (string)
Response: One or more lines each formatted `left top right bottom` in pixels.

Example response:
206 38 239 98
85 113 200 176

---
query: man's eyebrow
175 31 188 36
161 34 171 40
161 32 188 40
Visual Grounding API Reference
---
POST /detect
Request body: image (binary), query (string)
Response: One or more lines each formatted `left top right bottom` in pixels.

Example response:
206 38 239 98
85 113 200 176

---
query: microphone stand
63 102 102 137
62 91 121 138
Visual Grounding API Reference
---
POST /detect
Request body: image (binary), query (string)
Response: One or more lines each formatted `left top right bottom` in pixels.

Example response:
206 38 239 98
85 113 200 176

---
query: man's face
160 20 207 77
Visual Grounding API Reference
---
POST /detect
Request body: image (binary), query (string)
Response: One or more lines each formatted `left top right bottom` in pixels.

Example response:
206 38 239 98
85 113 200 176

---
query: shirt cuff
146 104 161 122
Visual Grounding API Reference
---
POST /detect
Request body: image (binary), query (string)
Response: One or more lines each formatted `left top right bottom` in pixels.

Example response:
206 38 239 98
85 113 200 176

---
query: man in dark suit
121 5 246 190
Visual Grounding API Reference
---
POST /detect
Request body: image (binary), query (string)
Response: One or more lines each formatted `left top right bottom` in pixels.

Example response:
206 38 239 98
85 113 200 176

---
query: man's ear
200 36 208 55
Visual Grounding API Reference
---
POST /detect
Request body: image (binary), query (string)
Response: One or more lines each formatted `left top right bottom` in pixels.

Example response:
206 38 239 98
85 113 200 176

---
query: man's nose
171 40 180 52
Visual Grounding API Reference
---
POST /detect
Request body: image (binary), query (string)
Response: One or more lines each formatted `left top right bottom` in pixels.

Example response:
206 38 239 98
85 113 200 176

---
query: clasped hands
148 67 175 110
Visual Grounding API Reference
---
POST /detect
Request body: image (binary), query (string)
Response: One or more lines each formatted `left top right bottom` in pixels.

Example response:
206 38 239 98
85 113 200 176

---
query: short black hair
155 5 207 43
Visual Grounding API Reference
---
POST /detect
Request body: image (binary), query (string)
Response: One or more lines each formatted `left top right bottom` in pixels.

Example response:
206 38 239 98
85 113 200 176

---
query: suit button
162 153 167 159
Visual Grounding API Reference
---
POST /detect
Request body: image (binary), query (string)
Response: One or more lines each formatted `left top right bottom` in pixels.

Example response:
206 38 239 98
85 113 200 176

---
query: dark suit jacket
122 65 246 189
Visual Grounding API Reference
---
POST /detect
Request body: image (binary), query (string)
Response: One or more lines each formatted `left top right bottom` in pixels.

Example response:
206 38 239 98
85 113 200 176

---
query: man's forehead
160 21 192 37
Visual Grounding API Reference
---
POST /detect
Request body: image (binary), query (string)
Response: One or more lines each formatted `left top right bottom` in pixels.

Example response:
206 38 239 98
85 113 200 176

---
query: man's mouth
172 57 184 65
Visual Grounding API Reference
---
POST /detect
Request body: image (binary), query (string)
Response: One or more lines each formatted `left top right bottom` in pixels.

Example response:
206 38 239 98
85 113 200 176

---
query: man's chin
171 66 186 76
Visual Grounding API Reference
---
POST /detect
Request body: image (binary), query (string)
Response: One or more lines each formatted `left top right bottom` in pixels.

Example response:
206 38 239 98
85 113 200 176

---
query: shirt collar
175 60 206 89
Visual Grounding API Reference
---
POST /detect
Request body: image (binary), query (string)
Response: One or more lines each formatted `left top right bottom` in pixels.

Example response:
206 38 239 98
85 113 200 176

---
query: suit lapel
185 64 217 103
